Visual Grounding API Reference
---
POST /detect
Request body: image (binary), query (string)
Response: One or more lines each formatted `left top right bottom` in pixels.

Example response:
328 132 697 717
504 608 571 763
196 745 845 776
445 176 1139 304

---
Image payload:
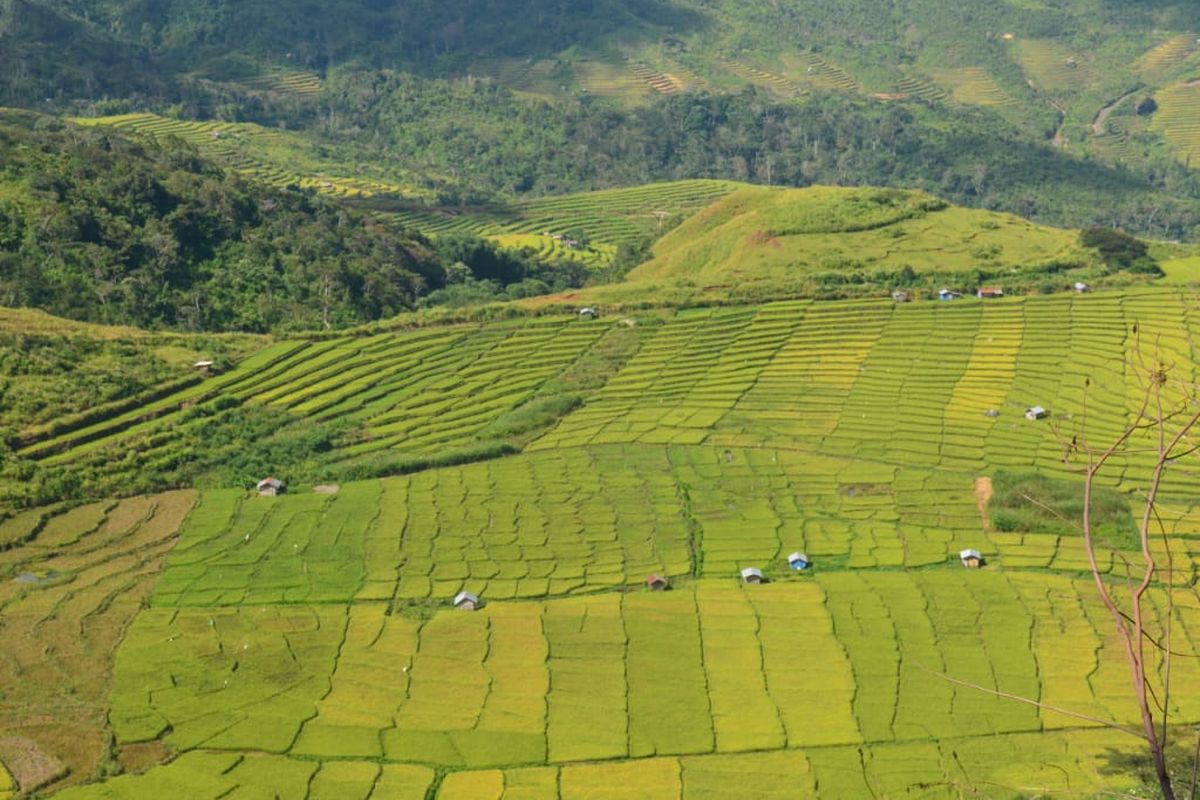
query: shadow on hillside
1096 740 1200 794
135 0 708 72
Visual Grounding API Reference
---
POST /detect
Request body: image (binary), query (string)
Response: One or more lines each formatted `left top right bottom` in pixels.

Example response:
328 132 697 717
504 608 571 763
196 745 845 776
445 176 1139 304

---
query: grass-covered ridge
625 185 1087 285
526 185 1182 309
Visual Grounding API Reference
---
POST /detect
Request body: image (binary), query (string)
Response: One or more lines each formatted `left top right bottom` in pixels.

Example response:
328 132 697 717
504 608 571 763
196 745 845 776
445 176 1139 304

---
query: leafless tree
934 332 1200 799
1061 335 1199 799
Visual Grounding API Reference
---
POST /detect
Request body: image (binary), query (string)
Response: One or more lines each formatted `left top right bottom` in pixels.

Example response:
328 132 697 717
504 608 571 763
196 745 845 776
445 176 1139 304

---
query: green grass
989 470 1135 548
620 185 1088 287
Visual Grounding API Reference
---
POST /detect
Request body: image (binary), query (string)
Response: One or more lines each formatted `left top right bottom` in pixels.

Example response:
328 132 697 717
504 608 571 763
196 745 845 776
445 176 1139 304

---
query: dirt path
975 476 994 531
1092 88 1141 135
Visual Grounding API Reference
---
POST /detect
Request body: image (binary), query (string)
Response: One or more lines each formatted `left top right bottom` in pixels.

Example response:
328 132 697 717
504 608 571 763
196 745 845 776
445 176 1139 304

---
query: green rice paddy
8 284 1200 796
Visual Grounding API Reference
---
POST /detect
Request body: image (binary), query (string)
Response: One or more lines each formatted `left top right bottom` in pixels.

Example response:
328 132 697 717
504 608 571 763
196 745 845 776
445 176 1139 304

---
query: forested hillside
313 76 1200 239
0 112 592 330
4 0 1200 248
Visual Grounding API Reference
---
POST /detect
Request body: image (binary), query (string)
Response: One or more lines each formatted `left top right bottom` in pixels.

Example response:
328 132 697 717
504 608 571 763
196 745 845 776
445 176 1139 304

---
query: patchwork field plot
536 290 1200 495
77 575 1188 796
153 448 692 606
52 751 434 800
390 179 742 246
21 282 1200 797
47 728 1143 799
431 729 1139 800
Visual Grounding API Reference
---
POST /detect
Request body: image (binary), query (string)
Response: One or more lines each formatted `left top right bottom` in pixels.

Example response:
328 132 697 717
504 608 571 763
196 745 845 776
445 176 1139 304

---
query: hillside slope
626 186 1087 285
5 286 1200 795
0 112 446 330
526 185 1187 309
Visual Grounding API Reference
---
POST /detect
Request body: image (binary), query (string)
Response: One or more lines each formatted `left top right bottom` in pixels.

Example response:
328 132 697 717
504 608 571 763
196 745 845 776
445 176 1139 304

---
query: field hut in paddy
192 359 214 374
788 552 811 571
741 567 765 585
646 574 669 591
976 286 1004 299
579 307 599 319
1074 282 1092 293
891 290 911 303
256 477 284 496
454 590 481 611
1025 406 1048 421
938 288 957 301
959 549 984 569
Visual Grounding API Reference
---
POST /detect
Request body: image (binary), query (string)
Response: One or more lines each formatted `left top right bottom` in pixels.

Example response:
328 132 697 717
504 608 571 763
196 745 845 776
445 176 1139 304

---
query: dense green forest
320 76 1200 240
0 112 585 330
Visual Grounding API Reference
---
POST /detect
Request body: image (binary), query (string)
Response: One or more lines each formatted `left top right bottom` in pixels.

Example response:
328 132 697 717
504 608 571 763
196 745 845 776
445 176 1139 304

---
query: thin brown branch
922 665 1145 739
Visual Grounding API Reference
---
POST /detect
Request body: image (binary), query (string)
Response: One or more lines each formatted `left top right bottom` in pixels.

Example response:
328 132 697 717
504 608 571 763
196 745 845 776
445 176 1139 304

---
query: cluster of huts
543 232 585 249
891 283 1092 304
731 547 983 586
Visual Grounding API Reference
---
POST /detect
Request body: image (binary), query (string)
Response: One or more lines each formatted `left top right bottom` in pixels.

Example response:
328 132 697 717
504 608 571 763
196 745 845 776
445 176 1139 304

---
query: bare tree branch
922 665 1145 739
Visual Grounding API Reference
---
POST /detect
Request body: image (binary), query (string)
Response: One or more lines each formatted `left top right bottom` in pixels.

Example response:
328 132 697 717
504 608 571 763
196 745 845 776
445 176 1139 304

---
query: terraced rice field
628 63 685 94
715 59 802 97
13 318 616 482
240 67 322 96
1092 111 1144 164
1152 81 1200 167
390 179 742 246
1137 33 1199 81
467 59 570 97
71 114 408 199
781 53 860 93
576 62 651 98
929 67 1017 107
490 234 616 267
15 286 1200 797
895 72 949 103
1012 40 1095 94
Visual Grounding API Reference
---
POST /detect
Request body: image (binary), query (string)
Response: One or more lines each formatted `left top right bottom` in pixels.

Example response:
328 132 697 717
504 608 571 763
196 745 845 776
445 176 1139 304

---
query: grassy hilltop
625 185 1085 283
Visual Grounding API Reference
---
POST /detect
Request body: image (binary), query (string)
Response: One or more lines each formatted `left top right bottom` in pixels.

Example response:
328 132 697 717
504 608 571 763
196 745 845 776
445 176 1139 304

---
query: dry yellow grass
0 491 194 793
